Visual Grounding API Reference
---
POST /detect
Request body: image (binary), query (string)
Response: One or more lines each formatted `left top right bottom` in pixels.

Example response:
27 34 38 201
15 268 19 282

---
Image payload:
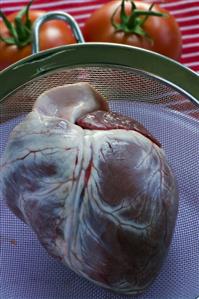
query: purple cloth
1 102 199 299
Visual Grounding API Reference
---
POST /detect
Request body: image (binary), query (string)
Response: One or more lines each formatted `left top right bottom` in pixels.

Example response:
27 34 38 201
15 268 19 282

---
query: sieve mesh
0 65 197 124
0 65 199 299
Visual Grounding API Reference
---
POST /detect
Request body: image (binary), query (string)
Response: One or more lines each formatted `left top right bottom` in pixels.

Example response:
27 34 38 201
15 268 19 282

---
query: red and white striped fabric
1 0 199 72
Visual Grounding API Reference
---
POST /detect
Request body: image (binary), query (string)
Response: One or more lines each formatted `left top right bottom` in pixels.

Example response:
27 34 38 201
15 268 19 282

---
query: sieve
0 12 199 299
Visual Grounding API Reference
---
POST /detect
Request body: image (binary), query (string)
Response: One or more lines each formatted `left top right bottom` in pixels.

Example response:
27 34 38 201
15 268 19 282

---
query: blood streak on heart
84 158 93 187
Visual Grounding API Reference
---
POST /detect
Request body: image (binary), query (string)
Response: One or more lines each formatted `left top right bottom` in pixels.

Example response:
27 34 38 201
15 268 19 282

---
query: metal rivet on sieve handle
32 11 85 54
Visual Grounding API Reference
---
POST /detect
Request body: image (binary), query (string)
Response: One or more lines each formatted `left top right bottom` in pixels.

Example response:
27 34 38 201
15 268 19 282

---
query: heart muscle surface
1 83 178 295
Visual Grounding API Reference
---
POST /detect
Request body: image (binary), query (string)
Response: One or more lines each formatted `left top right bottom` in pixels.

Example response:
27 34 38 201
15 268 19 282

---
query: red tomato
0 10 76 70
83 1 182 60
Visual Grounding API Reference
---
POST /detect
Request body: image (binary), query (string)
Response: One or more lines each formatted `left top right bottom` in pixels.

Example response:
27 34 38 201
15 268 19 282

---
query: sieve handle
32 11 85 54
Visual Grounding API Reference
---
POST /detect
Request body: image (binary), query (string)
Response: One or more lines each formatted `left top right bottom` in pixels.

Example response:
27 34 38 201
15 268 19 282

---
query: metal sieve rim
0 43 198 103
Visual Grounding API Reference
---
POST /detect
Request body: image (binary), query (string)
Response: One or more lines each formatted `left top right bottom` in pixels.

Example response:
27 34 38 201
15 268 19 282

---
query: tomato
0 10 76 70
83 0 182 60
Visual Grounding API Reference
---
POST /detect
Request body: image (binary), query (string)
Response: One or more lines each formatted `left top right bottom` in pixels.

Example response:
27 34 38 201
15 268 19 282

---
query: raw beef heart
1 82 178 295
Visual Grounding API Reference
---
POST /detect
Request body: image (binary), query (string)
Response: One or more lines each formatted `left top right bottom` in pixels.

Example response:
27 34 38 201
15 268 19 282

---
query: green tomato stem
111 0 166 37
0 0 34 48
